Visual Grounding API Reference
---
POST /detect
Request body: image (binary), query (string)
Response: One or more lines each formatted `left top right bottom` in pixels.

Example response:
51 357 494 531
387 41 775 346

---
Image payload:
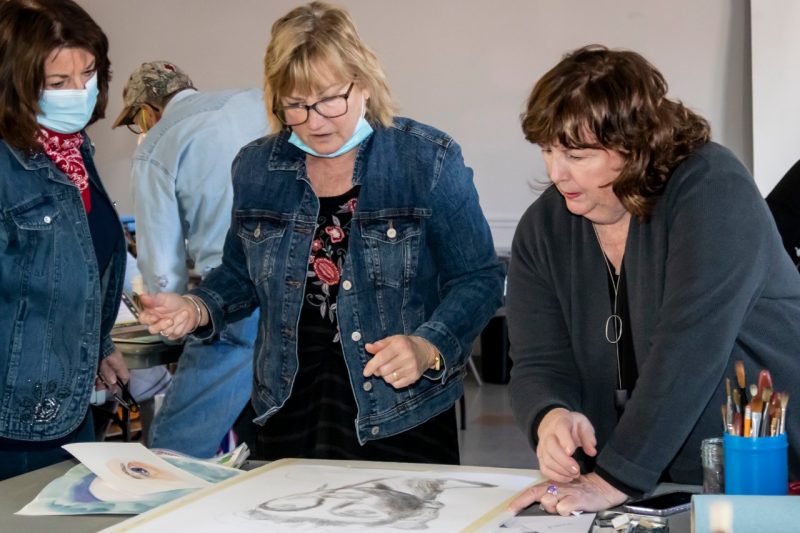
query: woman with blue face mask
138 1 504 464
0 0 128 480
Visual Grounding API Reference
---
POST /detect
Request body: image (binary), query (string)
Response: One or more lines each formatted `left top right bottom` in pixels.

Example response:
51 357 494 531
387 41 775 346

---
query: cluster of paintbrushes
722 361 790 438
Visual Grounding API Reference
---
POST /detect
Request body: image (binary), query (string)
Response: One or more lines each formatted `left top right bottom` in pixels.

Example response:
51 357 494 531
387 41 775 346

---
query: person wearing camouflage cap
114 60 266 458
112 61 195 131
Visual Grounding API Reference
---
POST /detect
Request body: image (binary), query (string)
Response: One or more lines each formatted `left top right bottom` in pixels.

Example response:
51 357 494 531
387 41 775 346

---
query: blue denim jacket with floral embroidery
0 135 125 440
192 117 504 444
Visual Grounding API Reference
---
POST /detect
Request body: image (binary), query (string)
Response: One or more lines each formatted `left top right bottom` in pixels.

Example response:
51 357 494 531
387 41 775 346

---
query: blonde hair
264 1 394 133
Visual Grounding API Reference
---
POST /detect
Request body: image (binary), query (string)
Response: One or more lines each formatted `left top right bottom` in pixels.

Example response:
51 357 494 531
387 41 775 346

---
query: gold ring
392 371 398 379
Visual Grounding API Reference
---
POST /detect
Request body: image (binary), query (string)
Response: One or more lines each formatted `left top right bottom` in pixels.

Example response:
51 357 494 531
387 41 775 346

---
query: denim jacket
0 135 126 440
193 117 504 443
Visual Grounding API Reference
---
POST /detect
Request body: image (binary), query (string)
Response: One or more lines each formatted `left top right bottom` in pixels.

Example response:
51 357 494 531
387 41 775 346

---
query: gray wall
78 0 751 250
752 0 798 195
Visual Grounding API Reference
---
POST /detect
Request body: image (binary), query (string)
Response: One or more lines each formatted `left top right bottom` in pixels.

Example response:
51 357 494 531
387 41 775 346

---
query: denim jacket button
254 224 261 238
386 228 397 239
371 426 380 436
362 381 372 392
43 215 52 224
342 280 352 290
351 331 362 342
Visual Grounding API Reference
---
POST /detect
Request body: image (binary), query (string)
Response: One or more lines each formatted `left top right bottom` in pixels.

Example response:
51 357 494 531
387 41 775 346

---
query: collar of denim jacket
268 127 373 187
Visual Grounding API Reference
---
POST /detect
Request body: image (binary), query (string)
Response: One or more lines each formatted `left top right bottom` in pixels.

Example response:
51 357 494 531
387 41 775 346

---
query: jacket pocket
10 195 60 230
8 195 60 278
359 210 428 289
235 210 287 285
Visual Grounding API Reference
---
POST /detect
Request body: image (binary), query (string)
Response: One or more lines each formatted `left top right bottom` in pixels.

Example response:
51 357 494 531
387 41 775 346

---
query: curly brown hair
0 0 111 152
521 45 710 220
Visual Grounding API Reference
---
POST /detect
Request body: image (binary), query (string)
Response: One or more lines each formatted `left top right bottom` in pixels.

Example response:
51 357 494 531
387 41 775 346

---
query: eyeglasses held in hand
97 374 140 413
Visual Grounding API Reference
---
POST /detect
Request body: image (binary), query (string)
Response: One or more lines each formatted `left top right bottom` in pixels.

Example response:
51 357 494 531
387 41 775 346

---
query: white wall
752 0 799 195
78 0 751 251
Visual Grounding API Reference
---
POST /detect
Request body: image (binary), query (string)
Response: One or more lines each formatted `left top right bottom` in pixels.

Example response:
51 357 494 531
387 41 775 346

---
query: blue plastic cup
723 433 788 495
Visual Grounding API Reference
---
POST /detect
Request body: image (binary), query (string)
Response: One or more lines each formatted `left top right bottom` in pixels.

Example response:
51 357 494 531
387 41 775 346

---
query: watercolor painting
17 454 241 516
102 459 540 532
63 442 210 495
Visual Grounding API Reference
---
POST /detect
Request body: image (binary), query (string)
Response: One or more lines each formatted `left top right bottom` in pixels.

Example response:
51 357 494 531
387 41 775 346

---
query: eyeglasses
274 82 354 127
126 106 153 135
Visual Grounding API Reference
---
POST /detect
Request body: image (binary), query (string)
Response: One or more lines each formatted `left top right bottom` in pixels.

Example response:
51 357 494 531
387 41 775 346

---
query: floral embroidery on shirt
18 380 71 423
305 192 358 342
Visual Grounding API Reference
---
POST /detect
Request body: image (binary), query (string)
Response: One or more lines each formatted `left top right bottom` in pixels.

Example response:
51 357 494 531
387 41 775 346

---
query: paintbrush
757 369 772 402
780 392 790 435
750 391 763 439
720 405 728 433
725 378 734 432
769 398 781 436
743 404 752 437
735 361 748 405
760 388 773 437
732 411 743 437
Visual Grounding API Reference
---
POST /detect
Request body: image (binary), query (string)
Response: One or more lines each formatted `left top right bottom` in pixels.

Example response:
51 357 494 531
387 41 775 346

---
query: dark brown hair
521 45 710 219
0 0 111 152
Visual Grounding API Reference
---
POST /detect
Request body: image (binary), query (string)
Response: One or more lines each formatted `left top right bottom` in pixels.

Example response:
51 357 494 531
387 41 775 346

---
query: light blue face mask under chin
288 100 374 158
36 72 99 134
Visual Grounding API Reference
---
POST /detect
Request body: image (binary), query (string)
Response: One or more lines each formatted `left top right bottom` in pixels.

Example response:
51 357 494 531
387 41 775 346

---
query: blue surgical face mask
288 96 373 158
36 72 99 133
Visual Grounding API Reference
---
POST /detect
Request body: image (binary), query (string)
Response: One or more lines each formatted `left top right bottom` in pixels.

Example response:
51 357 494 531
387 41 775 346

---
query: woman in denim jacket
140 1 504 464
0 0 128 480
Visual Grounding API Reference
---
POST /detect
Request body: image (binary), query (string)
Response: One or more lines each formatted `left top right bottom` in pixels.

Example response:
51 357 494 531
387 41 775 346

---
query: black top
766 158 800 267
87 181 118 275
607 263 638 414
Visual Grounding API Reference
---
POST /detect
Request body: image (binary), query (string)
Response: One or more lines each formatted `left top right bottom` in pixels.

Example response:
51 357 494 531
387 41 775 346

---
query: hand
362 335 438 388
96 349 129 397
536 408 597 482
138 292 198 339
508 473 628 516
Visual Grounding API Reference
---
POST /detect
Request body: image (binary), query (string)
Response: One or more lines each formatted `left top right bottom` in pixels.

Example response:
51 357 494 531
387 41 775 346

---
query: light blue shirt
131 88 267 293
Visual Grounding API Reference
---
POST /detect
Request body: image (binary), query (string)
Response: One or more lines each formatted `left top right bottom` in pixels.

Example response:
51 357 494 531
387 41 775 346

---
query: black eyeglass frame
273 82 355 127
126 123 142 134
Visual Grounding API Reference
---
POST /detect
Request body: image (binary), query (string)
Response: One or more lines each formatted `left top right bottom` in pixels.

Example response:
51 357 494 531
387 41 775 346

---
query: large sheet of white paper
103 459 541 532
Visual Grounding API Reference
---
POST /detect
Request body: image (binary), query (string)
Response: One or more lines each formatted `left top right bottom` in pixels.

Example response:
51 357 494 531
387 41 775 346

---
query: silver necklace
592 224 624 393
593 225 623 344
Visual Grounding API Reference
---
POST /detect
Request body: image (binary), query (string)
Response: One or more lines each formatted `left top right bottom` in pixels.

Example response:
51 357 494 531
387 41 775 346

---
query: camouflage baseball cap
112 61 195 128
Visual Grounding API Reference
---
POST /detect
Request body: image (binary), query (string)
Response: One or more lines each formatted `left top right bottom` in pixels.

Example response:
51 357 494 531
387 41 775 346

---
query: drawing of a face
244 477 495 528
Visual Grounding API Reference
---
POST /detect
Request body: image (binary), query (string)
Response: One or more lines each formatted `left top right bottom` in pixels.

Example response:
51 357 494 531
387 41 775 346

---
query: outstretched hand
138 292 196 339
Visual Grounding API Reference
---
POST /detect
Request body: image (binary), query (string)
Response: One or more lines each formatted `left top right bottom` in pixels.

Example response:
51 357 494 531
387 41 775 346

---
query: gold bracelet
431 348 441 371
182 295 204 332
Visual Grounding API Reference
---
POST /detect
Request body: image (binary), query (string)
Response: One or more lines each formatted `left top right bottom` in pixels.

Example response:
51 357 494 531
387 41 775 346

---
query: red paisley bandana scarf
39 128 91 212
